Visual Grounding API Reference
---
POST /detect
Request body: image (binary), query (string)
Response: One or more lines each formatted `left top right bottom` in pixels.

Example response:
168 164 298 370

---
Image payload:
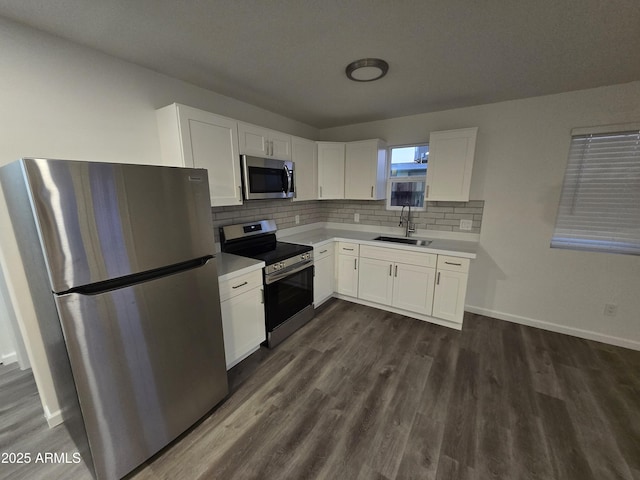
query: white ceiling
1 0 639 129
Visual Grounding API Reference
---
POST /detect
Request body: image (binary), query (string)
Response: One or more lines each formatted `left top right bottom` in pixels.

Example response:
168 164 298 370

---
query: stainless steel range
220 220 314 348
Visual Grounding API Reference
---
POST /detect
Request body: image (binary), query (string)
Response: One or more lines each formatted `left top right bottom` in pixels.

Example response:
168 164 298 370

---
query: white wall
321 81 640 350
0 17 318 426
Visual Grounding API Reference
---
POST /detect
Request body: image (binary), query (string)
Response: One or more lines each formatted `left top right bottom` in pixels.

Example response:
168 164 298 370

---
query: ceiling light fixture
345 58 389 82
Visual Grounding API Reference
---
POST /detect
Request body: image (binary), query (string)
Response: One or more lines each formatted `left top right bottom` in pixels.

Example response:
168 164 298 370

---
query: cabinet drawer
219 269 263 302
437 255 470 273
314 243 335 261
337 242 359 256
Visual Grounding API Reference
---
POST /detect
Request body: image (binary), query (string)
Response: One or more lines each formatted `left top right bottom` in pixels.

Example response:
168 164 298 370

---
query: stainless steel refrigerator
0 158 228 480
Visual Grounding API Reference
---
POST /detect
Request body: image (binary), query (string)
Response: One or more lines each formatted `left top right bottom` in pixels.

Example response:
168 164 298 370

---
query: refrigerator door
54 259 227 480
21 158 215 292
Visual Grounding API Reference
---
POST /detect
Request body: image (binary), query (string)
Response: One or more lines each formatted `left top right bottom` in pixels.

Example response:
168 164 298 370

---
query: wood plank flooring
1 299 639 480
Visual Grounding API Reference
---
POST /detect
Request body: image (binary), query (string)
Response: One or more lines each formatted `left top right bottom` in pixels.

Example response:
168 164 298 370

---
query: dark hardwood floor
1 299 639 480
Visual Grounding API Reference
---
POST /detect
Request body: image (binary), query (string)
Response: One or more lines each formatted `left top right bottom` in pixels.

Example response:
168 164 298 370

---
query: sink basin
373 236 432 247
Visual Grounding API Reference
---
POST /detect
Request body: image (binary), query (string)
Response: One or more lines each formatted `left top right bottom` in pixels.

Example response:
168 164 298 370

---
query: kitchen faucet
399 204 416 237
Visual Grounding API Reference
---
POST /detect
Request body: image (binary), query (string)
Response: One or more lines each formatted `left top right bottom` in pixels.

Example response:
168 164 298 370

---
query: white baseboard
465 305 640 351
1 351 17 365
44 405 63 428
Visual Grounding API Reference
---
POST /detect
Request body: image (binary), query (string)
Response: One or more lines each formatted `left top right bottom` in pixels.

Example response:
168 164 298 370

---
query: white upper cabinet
345 139 387 200
238 122 292 161
426 127 478 202
317 142 346 199
291 136 317 202
156 103 243 206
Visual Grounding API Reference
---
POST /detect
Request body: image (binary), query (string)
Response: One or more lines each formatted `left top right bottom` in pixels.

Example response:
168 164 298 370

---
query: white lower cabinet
336 242 359 297
431 256 470 324
358 257 394 305
219 270 265 369
313 243 335 307
358 246 436 316
392 263 436 315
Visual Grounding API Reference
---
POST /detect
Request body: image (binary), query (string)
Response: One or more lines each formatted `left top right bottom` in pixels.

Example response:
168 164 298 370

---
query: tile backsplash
211 199 483 243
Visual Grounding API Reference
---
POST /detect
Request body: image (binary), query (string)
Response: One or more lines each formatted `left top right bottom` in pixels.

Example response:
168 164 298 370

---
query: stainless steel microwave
241 155 294 200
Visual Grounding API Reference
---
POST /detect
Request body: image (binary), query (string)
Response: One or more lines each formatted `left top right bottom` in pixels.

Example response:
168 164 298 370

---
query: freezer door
22 158 215 292
54 259 227 480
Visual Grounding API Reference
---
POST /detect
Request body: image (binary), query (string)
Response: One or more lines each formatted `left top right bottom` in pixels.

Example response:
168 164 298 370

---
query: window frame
551 123 640 256
386 142 429 211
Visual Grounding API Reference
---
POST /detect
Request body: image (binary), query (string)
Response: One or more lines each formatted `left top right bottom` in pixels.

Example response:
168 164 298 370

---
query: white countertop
279 227 478 259
216 252 264 282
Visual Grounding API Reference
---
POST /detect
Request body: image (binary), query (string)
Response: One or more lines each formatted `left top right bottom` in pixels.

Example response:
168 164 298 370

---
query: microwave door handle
283 165 292 194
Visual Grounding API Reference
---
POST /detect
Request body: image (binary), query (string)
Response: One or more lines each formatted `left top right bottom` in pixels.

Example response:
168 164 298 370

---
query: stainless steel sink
373 236 432 247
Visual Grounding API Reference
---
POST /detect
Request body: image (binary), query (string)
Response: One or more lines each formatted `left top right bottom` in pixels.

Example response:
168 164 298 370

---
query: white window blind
551 127 640 255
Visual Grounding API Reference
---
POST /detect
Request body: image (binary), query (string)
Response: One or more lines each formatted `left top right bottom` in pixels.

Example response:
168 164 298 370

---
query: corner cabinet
238 122 292 161
317 139 387 201
291 136 318 202
426 127 478 202
156 103 243 206
219 269 265 370
317 142 346 199
345 139 387 200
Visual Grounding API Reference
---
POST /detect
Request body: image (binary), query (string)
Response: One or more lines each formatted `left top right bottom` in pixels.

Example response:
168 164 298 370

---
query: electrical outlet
604 303 618 316
354 213 360 223
295 214 300 225
459 219 473 230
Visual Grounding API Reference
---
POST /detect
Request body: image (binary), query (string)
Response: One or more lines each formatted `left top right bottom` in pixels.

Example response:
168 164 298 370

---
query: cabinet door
314 254 334 306
336 254 358 297
157 104 242 206
426 127 477 202
291 136 317 202
177 106 243 206
220 286 266 369
238 123 292 161
237 123 269 157
345 140 386 200
358 257 393 306
392 263 435 315
270 131 292 161
432 269 468 324
317 142 345 199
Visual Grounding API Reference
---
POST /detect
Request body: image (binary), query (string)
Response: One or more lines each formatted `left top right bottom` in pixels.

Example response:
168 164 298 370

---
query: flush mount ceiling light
345 58 389 82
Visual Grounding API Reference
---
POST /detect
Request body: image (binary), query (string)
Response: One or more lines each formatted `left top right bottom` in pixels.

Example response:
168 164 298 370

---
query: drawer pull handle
232 281 248 289
343 248 354 251
444 261 462 266
319 249 328 254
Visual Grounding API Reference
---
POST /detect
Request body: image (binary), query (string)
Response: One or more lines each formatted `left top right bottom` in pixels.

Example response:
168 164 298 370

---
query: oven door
241 155 294 200
264 262 313 332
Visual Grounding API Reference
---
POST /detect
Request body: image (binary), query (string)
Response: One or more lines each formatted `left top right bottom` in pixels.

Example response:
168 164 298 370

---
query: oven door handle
265 260 313 285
